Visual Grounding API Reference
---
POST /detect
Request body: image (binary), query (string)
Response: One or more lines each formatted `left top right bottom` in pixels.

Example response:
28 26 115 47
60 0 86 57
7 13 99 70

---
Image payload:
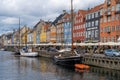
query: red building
100 0 120 42
73 10 87 43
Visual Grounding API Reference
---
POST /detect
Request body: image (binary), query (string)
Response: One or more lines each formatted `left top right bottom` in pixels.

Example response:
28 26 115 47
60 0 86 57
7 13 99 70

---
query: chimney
63 10 66 14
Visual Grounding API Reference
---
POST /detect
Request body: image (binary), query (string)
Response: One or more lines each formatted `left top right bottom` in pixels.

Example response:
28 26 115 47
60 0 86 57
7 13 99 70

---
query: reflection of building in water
90 67 120 80
39 58 57 73
19 57 40 71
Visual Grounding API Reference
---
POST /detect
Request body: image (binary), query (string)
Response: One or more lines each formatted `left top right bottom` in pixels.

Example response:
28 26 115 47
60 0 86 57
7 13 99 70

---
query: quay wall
83 55 120 70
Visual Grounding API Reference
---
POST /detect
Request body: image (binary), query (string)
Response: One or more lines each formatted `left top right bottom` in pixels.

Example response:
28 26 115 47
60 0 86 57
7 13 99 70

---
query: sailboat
20 47 38 57
19 20 38 57
54 0 82 66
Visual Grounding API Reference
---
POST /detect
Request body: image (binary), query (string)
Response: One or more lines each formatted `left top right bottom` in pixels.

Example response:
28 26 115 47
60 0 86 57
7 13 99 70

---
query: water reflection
0 51 120 80
90 67 120 80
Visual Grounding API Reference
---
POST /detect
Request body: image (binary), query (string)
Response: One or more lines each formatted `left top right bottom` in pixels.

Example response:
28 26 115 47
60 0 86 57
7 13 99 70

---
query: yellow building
40 24 46 43
40 22 51 43
13 30 19 44
20 26 29 44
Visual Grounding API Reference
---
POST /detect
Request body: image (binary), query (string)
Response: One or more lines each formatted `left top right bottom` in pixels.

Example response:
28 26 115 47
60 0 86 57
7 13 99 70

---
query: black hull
14 51 20 55
54 56 83 68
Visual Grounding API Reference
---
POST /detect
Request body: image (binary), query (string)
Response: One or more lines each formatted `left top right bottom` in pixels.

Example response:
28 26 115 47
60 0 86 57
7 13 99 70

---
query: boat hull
54 56 82 67
20 51 38 57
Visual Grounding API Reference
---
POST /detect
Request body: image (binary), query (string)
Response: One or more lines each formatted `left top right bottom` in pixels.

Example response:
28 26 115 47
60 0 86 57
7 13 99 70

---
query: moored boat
54 51 82 67
75 64 90 69
20 47 38 57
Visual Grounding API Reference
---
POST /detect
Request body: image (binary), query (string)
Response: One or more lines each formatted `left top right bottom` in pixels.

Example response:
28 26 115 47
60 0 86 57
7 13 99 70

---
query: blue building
63 13 72 44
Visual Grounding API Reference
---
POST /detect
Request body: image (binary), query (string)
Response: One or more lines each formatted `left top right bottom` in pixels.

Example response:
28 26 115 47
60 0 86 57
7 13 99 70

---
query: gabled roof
52 13 66 25
33 19 44 29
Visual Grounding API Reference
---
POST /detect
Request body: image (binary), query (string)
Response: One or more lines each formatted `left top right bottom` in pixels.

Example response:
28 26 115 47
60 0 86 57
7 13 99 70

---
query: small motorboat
75 64 90 70
20 47 38 57
0 48 5 51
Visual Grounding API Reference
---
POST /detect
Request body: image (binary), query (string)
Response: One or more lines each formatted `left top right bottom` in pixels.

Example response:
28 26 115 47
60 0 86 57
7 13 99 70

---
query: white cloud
1 17 19 24
0 0 105 35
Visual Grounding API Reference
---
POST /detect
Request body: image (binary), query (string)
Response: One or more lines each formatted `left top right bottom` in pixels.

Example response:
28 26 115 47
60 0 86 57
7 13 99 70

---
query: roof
52 13 66 25
87 3 103 14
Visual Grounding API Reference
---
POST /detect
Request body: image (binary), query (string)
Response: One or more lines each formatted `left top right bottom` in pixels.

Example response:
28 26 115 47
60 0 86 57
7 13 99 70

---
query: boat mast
19 17 20 50
71 0 74 53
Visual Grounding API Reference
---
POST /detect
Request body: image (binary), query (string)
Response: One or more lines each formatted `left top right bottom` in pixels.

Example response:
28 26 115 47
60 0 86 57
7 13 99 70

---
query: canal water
0 51 120 80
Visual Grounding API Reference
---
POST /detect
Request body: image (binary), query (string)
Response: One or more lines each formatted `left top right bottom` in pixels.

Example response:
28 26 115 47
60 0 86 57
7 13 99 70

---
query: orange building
100 0 120 42
50 24 56 43
73 10 87 43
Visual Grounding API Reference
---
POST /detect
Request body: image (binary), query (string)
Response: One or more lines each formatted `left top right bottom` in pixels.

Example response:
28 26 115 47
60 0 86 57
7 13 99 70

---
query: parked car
104 49 120 57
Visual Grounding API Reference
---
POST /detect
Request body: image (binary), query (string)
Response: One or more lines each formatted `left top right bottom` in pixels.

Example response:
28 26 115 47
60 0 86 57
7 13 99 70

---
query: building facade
85 4 103 42
50 24 56 43
53 12 66 43
62 13 72 44
27 29 33 44
33 20 45 44
100 0 120 42
73 10 87 43
40 22 50 43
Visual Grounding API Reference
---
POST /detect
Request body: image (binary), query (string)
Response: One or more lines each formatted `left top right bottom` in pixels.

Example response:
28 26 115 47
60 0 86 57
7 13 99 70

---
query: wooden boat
54 0 82 66
20 48 38 57
54 51 82 66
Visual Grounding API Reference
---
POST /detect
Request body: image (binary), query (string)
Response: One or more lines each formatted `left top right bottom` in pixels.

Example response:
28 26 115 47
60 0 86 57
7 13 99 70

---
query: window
95 20 99 26
107 7 111 12
112 26 115 32
116 4 120 11
116 14 119 20
95 30 98 38
112 6 115 11
88 31 91 38
88 22 91 27
91 30 94 38
92 21 94 27
112 16 114 21
90 14 92 19
92 13 94 18
104 18 107 22
107 26 111 32
88 14 90 19
107 16 111 22
95 12 98 17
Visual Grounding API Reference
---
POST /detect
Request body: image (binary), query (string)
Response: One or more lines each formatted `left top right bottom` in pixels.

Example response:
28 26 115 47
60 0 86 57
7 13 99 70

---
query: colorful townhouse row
1 0 120 46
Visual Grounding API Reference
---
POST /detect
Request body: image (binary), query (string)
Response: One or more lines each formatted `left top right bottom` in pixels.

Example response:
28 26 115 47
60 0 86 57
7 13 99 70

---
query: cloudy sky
0 0 104 35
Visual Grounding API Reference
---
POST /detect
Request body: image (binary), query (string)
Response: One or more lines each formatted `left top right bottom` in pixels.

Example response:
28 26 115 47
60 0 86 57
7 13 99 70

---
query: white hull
0 48 5 51
20 50 38 57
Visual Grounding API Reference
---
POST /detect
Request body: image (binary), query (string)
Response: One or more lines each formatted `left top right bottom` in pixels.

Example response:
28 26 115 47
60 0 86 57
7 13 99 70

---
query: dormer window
106 0 111 6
